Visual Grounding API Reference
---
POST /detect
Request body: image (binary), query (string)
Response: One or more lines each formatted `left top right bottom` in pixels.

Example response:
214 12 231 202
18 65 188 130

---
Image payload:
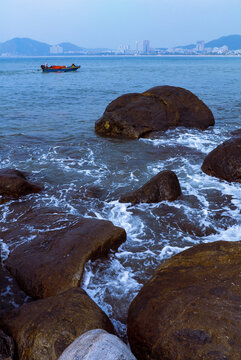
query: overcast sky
1 0 241 49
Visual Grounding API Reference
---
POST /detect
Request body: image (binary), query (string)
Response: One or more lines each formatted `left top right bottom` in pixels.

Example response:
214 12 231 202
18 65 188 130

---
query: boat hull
41 66 80 72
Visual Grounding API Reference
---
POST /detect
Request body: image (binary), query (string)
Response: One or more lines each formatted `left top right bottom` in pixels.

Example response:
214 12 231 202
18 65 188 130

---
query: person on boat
71 63 76 67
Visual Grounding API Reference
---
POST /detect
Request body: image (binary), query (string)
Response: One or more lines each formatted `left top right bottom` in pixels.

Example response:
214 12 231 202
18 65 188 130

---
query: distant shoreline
1 54 241 59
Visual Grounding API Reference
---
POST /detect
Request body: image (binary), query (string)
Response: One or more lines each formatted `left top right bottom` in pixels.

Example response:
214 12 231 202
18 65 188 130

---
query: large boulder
0 264 29 317
201 137 241 182
5 217 126 298
120 170 181 205
0 330 14 360
0 288 114 360
59 329 136 360
95 86 214 139
127 241 241 360
0 169 42 198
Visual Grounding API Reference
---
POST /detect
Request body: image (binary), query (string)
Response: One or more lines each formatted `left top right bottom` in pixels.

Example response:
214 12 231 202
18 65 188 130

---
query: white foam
0 239 10 261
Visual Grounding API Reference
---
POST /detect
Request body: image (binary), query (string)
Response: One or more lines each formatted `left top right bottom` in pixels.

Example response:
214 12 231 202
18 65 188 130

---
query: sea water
0 56 241 336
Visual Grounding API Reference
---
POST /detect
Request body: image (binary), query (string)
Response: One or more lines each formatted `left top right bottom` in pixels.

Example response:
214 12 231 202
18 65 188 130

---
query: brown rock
201 137 241 182
120 170 181 205
5 217 126 298
0 329 14 360
0 264 29 317
127 241 241 360
0 169 42 198
95 86 214 139
0 287 114 360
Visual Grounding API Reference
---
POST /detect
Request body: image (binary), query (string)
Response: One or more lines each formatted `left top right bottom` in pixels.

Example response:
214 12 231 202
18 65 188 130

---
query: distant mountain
177 34 241 50
205 35 241 50
58 42 86 52
0 38 50 56
0 37 112 56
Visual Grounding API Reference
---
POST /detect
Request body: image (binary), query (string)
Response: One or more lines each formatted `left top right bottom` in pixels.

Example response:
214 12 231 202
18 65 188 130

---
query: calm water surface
0 56 241 336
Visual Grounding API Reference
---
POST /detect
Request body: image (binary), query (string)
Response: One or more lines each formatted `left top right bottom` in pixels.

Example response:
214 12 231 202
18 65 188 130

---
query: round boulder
0 288 114 360
201 137 241 182
120 170 181 205
128 241 241 360
59 329 136 360
0 168 42 198
95 86 214 139
5 217 126 299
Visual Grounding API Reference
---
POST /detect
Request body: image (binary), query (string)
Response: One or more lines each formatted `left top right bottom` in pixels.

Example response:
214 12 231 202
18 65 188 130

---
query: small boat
41 64 80 72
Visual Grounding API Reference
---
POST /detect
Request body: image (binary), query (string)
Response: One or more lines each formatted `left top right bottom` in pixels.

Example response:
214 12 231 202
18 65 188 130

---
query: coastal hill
205 34 241 50
0 38 50 56
180 34 241 50
0 38 111 56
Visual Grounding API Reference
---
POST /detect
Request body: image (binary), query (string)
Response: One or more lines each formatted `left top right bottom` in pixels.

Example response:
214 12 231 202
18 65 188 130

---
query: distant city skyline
1 0 241 49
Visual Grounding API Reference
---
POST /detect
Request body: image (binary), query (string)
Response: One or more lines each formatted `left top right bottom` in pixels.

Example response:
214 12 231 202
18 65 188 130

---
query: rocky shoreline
1 86 241 359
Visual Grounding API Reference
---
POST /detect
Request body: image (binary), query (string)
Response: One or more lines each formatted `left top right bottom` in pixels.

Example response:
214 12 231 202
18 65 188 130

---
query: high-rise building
143 40 150 54
195 41 205 52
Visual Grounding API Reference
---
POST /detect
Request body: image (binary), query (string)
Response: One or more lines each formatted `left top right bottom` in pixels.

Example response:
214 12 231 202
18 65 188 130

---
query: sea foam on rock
5 217 126 298
95 86 214 139
201 137 241 182
0 168 42 198
127 241 241 360
59 329 136 360
0 263 30 317
0 288 114 360
120 170 181 204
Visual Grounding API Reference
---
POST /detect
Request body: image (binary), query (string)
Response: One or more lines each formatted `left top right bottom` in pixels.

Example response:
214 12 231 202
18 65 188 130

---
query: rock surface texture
95 86 214 139
0 329 14 360
0 265 29 317
0 168 42 198
0 288 114 360
59 329 136 360
120 170 181 204
202 137 241 182
5 218 126 298
127 241 241 360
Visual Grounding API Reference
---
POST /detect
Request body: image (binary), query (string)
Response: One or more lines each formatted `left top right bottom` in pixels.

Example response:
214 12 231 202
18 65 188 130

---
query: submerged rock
59 329 136 360
0 168 42 198
127 241 241 360
120 170 181 204
0 288 114 360
95 86 214 139
201 137 241 182
5 217 126 298
0 329 14 360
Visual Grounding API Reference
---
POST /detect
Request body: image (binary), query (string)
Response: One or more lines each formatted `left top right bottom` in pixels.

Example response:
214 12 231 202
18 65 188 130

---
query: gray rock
59 329 136 360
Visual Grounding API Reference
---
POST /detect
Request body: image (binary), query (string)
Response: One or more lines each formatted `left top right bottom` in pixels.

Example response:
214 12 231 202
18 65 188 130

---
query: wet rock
0 288 114 360
201 137 241 182
0 329 14 360
120 170 181 204
59 329 136 360
0 168 42 198
95 86 214 139
0 264 30 317
230 128 241 138
5 217 126 298
127 241 241 360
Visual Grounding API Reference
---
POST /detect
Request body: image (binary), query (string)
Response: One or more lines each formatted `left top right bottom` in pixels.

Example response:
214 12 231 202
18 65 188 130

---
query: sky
1 0 241 49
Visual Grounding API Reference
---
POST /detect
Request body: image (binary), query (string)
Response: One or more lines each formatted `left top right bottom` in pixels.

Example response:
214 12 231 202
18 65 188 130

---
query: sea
0 56 241 337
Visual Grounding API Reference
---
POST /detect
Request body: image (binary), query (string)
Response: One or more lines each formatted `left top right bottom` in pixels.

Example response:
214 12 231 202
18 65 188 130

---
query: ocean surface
0 56 241 337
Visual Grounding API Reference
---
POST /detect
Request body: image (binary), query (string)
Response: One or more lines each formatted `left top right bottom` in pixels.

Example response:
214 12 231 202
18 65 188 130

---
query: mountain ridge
0 38 111 56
